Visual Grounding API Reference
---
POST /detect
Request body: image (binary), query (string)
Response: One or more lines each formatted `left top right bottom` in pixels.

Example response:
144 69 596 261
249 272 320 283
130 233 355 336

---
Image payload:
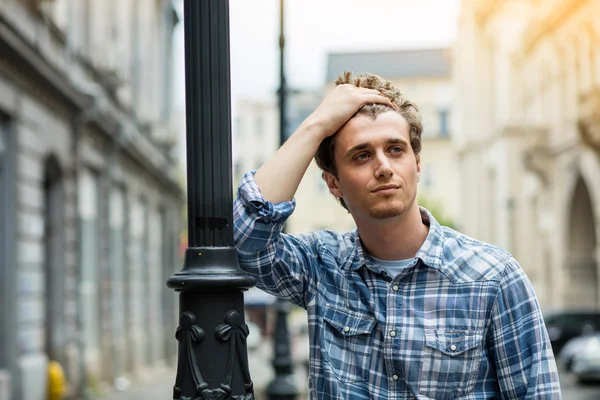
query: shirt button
450 344 457 351
392 285 399 291
344 326 350 333
392 374 399 381
389 330 397 337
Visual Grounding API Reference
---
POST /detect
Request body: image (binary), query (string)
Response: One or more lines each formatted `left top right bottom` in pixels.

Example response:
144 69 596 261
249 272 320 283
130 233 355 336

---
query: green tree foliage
418 195 456 230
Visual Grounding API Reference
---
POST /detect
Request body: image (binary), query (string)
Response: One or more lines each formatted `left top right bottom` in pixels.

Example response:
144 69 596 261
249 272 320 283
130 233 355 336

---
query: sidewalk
96 367 175 400
97 340 308 400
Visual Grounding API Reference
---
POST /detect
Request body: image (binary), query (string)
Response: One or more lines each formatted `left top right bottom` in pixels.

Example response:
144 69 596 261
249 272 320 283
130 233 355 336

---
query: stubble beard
369 189 417 220
369 203 406 219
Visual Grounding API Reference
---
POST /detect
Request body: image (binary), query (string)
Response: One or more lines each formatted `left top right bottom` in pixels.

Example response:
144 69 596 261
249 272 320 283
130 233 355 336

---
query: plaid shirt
234 172 561 399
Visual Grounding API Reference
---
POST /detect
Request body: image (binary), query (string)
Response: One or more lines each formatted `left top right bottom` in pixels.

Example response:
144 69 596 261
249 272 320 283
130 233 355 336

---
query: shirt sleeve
233 171 320 309
490 258 562 399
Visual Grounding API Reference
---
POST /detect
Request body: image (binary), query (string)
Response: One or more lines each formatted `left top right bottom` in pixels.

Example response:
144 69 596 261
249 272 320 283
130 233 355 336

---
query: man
233 72 561 399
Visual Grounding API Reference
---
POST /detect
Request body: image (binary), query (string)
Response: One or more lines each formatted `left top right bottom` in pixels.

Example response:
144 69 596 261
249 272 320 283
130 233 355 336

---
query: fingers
336 84 397 109
363 94 397 109
350 87 396 109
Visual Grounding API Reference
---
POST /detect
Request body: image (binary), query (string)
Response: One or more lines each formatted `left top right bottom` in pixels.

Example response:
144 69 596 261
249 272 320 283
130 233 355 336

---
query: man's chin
369 206 405 220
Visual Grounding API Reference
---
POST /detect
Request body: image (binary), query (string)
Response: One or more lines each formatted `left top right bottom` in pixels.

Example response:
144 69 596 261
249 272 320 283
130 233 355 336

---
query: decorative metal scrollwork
173 310 254 400
173 311 207 400
214 310 254 400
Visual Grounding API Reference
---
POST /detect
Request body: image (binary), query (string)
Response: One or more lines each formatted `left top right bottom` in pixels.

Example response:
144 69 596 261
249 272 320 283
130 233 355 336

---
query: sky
172 0 461 109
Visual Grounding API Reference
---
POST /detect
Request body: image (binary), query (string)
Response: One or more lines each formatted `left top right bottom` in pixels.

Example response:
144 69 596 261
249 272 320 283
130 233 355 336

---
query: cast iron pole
167 1 256 399
267 1 300 399
277 0 287 148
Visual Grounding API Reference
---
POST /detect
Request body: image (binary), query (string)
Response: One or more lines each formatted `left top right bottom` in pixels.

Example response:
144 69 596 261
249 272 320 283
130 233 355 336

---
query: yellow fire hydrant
47 360 67 400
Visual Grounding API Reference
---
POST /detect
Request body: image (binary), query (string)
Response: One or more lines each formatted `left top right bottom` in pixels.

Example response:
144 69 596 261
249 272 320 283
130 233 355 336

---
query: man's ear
416 154 421 174
322 171 343 198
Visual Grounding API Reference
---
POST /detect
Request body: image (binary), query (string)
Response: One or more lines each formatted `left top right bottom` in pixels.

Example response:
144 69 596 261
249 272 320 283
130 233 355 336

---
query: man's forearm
254 119 325 204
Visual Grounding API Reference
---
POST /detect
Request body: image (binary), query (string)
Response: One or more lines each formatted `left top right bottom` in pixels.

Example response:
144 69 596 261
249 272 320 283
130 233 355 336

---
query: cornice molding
473 0 502 25
0 14 85 112
521 0 587 55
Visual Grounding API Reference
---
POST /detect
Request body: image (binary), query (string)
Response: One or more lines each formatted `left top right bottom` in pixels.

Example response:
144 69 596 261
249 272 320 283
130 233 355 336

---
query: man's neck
355 203 429 261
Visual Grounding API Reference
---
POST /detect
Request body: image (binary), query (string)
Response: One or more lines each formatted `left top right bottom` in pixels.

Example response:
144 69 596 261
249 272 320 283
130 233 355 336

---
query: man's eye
390 147 404 153
355 153 370 160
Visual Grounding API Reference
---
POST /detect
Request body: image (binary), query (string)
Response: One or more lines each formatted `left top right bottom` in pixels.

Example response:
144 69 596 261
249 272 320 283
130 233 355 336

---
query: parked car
544 310 600 355
569 335 600 383
559 333 600 371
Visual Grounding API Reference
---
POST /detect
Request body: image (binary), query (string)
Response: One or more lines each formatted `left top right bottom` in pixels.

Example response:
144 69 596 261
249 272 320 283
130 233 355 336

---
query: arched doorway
565 176 598 308
43 156 66 363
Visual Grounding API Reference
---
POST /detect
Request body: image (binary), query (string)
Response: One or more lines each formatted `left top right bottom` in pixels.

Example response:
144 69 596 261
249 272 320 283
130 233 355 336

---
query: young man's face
324 111 420 221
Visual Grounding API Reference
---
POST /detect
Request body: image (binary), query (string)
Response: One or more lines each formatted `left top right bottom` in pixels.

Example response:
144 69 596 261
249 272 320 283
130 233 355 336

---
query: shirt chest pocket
322 305 377 384
419 329 483 400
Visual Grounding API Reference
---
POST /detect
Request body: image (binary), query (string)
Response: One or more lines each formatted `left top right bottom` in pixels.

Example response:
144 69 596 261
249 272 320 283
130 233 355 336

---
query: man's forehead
337 112 410 147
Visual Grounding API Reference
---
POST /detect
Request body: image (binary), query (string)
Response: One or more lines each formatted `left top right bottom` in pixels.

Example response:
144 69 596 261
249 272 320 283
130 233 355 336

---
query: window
129 197 145 366
79 169 100 354
147 208 162 363
109 186 127 377
140 198 152 362
439 109 449 137
0 120 11 371
43 157 65 362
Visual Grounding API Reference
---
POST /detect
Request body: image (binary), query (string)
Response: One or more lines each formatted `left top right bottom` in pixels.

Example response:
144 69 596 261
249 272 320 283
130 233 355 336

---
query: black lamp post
166 1 256 399
266 1 300 399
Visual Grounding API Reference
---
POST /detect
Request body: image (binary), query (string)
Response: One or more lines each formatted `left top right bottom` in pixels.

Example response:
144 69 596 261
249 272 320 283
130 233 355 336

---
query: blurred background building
0 0 184 399
1 0 599 398
454 0 600 310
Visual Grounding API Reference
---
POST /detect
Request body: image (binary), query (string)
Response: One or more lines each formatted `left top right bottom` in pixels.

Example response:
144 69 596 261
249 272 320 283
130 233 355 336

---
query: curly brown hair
314 71 423 211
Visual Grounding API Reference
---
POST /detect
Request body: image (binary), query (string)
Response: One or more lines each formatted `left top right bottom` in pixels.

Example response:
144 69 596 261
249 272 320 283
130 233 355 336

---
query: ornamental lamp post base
167 247 256 400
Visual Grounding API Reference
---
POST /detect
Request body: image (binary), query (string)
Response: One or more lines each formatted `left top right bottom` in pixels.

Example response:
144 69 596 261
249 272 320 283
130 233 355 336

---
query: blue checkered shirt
234 172 561 399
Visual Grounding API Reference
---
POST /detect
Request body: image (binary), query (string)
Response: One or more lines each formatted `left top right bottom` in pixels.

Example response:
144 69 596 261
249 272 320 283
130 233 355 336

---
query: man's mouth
372 185 399 194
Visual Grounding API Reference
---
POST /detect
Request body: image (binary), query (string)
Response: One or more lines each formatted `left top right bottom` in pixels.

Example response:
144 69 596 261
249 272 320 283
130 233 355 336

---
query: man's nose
374 154 393 178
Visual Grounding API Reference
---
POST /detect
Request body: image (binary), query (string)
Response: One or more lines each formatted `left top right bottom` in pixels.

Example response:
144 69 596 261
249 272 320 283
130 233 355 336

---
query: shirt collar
343 207 445 273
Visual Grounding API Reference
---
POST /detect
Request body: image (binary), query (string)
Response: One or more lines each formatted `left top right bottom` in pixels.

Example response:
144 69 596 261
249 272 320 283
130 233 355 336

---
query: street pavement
97 339 309 400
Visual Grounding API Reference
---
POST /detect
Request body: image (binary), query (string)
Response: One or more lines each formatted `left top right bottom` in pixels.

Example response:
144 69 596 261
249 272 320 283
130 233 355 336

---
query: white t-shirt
366 253 418 278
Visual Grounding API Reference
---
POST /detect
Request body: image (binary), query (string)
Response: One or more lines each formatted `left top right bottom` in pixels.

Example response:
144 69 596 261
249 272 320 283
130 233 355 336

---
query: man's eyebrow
385 138 409 146
345 137 409 158
345 143 370 158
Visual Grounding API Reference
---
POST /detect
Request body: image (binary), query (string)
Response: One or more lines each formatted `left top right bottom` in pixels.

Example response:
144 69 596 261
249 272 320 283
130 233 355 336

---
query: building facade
287 49 459 235
0 1 184 399
454 0 600 309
